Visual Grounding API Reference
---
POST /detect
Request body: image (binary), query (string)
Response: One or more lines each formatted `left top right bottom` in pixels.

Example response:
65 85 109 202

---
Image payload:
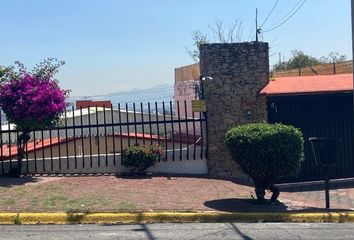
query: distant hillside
68 84 174 113
0 85 174 124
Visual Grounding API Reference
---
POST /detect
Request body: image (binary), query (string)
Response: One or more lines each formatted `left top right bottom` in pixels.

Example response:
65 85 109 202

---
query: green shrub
225 123 304 201
122 144 163 175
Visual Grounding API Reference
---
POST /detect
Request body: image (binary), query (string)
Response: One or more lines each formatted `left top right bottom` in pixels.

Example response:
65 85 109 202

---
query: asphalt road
1 223 354 240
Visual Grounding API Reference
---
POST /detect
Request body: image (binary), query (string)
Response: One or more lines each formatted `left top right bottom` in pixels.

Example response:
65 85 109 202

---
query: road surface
1 223 354 240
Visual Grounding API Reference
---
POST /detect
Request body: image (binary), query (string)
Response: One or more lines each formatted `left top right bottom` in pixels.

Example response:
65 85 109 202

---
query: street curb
1 212 354 224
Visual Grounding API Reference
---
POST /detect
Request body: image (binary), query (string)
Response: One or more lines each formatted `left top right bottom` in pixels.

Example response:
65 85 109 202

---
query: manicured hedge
225 123 304 201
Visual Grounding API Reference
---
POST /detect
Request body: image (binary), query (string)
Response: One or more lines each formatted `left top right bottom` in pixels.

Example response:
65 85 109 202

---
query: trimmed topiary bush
122 144 163 175
225 123 304 202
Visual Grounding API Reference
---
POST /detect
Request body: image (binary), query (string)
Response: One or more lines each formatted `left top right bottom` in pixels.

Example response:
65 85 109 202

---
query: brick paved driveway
0 175 352 212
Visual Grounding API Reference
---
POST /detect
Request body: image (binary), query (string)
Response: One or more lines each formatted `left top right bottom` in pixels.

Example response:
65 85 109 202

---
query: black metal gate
267 93 354 182
0 100 207 175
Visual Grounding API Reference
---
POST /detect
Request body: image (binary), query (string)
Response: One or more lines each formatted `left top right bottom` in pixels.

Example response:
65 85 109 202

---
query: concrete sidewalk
0 175 353 212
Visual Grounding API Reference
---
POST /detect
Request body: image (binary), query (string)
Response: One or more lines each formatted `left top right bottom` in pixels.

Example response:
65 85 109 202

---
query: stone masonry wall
200 42 269 178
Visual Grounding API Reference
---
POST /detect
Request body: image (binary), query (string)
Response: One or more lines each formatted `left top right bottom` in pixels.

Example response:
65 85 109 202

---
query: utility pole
278 53 282 64
256 8 258 42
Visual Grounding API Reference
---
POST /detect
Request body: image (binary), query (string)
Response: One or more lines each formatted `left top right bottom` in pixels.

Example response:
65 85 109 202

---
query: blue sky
0 0 351 96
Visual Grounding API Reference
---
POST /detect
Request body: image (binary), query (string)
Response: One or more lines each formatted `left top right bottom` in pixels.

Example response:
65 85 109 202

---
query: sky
0 0 352 96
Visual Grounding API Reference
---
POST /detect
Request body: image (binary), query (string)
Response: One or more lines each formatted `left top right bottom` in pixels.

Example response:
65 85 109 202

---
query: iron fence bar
155 102 160 146
57 128 61 170
49 129 53 171
155 102 160 162
25 140 29 173
64 110 69 170
184 100 189 160
33 131 37 172
88 106 93 167
192 111 196 160
140 102 145 145
80 107 85 168
133 103 138 145
177 101 182 161
41 129 45 171
148 102 153 145
72 106 77 169
169 101 175 161
7 121 12 169
0 118 204 133
118 104 123 163
199 111 204 160
111 104 116 165
103 105 108 166
95 105 100 167
126 103 131 147
16 132 20 173
162 102 168 161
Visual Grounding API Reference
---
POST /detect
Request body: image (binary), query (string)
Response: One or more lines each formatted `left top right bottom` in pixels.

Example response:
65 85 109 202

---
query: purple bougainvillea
0 59 68 176
0 73 66 130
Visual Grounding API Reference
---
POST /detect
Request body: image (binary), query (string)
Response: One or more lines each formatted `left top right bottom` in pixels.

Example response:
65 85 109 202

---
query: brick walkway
0 176 353 212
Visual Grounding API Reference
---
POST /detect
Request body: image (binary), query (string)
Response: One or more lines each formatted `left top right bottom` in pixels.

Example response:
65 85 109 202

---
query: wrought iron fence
0 100 207 175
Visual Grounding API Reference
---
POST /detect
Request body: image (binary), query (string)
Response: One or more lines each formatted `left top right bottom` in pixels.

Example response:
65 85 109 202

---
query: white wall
0 148 208 175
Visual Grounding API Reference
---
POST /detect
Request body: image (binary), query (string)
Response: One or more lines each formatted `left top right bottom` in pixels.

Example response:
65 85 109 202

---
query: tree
187 20 245 62
0 58 69 176
0 66 16 84
273 51 348 71
320 51 347 63
187 31 209 63
273 50 321 71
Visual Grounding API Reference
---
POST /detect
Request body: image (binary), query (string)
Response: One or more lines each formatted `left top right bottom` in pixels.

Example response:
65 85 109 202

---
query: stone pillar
200 42 269 178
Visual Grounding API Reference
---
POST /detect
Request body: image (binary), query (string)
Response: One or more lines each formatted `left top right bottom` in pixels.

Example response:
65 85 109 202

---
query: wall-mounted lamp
246 110 252 120
200 76 213 81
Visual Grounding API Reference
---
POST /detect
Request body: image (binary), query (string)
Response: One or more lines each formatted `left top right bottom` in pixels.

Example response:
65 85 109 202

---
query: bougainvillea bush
0 74 66 130
122 144 164 175
0 59 68 176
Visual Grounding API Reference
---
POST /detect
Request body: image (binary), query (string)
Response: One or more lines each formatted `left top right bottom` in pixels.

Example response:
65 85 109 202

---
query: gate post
199 42 270 178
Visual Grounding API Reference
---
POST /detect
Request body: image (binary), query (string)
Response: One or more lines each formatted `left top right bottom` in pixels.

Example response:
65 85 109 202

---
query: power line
109 95 173 105
71 86 174 99
262 0 306 33
263 0 304 31
107 87 173 97
259 0 279 28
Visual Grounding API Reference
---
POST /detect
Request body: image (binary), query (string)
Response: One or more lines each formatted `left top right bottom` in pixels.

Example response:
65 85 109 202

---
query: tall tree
272 51 347 71
187 20 245 62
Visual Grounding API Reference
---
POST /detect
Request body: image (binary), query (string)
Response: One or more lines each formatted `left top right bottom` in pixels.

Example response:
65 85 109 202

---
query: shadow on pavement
229 223 254 240
204 198 288 212
204 198 353 212
0 176 39 188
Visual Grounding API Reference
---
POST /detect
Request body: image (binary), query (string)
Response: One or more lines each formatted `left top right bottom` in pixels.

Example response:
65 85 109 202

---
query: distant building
174 63 201 118
76 100 112 109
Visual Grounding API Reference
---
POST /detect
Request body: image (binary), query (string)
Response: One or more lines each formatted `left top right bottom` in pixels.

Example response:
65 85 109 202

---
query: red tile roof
260 74 353 96
76 100 112 109
0 133 199 159
0 138 68 159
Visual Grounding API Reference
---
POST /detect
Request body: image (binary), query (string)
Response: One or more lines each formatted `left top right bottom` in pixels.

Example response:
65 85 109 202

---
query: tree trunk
269 184 280 202
14 131 30 177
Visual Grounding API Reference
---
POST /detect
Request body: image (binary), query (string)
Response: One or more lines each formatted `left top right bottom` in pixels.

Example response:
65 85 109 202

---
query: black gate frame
267 92 354 182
